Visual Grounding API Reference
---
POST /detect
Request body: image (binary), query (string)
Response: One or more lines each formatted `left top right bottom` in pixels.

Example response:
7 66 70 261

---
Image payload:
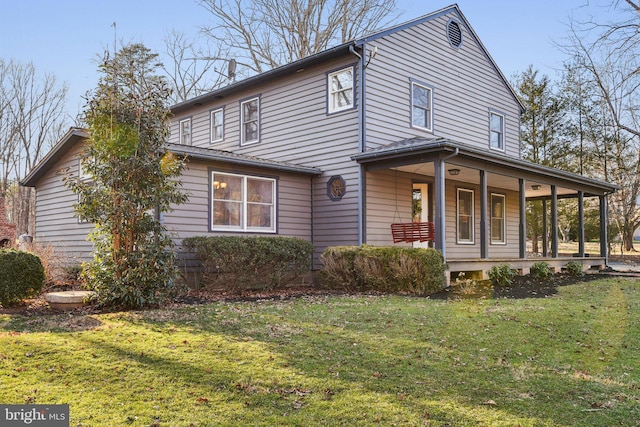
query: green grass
1 278 639 426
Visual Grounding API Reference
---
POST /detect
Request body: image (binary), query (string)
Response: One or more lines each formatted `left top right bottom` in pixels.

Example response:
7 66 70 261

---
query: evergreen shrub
183 236 313 291
320 245 446 295
0 249 46 306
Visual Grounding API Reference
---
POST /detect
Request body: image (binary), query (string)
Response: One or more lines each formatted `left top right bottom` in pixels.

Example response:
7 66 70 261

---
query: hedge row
183 236 313 291
320 245 446 296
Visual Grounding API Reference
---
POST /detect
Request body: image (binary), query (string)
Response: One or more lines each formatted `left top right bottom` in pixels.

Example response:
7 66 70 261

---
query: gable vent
447 20 462 48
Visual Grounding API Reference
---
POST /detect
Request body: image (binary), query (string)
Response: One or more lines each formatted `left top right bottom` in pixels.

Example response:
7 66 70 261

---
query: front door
412 182 431 248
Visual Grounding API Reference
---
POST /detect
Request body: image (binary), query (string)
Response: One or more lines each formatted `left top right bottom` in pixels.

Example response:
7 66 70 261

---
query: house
22 5 616 281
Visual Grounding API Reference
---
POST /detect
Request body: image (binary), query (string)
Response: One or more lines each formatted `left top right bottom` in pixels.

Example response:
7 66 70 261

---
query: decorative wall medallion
327 175 346 201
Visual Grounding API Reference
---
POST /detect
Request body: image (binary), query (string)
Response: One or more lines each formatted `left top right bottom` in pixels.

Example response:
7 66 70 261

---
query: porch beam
578 191 585 257
599 195 608 260
480 170 488 259
551 185 558 258
519 178 526 259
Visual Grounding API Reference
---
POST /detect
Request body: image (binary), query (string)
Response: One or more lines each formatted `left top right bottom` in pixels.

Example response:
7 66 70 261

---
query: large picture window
490 193 506 244
457 188 474 244
327 66 354 113
411 81 433 132
211 171 276 232
240 97 260 145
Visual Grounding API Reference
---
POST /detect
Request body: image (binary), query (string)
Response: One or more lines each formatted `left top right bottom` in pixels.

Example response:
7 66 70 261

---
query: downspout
436 148 459 261
350 44 366 245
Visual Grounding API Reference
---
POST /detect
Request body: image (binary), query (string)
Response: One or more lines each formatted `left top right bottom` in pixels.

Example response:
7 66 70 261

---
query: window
490 193 506 244
179 118 192 145
411 81 433 132
210 108 224 143
211 171 276 232
490 111 505 150
457 188 474 244
328 67 354 113
240 97 260 145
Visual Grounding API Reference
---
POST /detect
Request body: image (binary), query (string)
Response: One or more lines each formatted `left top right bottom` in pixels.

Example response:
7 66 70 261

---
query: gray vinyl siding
164 159 314 242
32 143 93 265
364 10 520 157
170 56 362 260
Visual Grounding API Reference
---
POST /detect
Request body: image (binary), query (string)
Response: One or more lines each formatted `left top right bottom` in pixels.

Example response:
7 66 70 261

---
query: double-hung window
489 111 505 151
210 108 224 143
211 171 276 232
240 97 260 145
77 158 94 224
328 66 354 113
411 81 433 132
457 188 474 244
490 193 506 244
179 118 192 145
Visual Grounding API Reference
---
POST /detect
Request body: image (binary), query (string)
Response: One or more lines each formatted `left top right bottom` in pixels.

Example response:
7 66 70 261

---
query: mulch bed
1 269 636 317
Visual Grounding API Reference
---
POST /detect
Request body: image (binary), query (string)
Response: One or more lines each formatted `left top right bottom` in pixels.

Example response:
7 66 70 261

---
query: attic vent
447 20 462 48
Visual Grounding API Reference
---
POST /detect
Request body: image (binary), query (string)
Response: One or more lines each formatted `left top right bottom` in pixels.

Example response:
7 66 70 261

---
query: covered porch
352 138 617 281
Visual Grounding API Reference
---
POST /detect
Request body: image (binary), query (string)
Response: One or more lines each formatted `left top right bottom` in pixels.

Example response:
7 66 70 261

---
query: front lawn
1 278 639 426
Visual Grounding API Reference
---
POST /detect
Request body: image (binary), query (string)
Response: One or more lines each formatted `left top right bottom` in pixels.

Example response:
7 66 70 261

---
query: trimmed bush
530 261 553 280
565 261 584 277
320 245 446 296
487 263 514 286
183 236 313 291
0 249 46 306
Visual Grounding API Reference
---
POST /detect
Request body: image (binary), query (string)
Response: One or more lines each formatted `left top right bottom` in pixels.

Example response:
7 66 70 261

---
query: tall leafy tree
66 43 187 308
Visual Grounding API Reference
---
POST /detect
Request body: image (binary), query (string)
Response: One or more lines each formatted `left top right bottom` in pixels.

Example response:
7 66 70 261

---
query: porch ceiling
396 163 576 198
354 137 617 197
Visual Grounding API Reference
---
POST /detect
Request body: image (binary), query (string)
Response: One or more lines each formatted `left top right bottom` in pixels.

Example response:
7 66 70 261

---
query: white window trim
211 171 276 233
411 80 434 133
179 118 192 145
77 158 93 224
210 107 224 143
489 110 506 152
240 97 260 146
456 188 475 244
490 193 507 245
327 66 355 114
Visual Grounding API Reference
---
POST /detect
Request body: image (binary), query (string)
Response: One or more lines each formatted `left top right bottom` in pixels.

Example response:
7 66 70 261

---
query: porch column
551 185 558 258
578 191 585 257
542 199 548 257
480 170 488 259
434 159 446 258
599 195 608 260
519 178 526 259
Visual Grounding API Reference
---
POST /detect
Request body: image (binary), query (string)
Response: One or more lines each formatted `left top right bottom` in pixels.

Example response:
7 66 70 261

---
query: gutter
349 44 366 246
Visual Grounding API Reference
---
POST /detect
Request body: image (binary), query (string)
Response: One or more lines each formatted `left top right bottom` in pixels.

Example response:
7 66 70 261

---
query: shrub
183 236 313 291
0 249 46 306
565 261 584 277
320 245 446 296
452 272 479 295
488 263 514 286
530 261 553 280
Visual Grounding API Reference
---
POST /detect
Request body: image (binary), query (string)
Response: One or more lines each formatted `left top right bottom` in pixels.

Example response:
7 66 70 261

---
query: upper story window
489 111 505 151
328 66 354 114
211 108 224 143
411 80 433 132
240 96 260 145
179 118 192 145
490 193 506 244
211 171 276 233
457 188 474 244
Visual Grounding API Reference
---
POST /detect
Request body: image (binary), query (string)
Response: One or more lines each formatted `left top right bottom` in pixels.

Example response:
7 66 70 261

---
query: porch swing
390 170 435 244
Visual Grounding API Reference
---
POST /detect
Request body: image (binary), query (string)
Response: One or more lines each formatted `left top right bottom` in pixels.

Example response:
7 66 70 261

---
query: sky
0 0 619 121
